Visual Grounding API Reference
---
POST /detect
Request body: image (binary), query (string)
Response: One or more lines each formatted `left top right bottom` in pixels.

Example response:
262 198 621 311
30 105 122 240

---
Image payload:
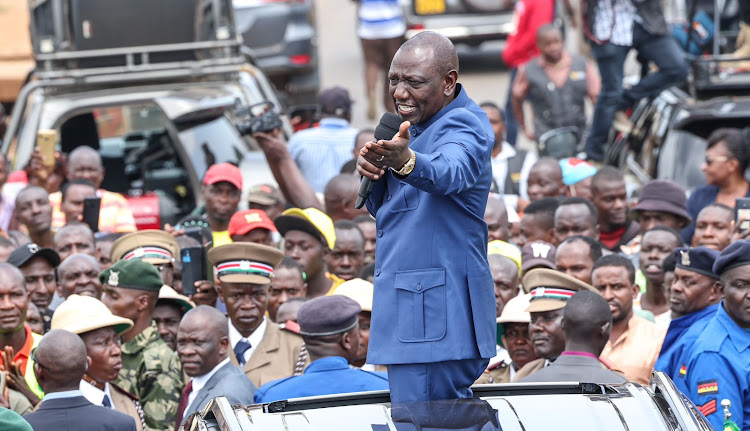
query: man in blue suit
23 330 137 431
357 31 496 402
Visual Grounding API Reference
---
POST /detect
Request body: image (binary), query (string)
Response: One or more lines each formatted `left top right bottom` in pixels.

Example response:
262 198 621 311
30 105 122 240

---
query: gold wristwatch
394 149 416 177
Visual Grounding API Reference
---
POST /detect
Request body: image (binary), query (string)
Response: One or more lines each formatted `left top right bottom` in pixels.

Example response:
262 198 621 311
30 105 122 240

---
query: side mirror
537 126 579 158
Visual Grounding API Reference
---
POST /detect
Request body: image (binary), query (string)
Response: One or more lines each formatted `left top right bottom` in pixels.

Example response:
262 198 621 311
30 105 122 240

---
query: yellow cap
488 240 522 274
110 230 180 264
51 294 134 335
332 278 373 312
275 207 336 250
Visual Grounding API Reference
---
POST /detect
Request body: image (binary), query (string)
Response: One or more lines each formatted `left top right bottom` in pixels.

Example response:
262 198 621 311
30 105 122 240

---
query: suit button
375 269 381 276
377 230 383 237
416 284 422 291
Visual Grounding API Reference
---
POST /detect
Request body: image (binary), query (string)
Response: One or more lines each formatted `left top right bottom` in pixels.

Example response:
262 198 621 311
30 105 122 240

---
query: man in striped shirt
288 87 359 194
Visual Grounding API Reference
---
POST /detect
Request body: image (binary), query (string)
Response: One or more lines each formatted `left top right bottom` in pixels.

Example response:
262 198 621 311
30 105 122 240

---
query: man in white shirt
175 306 255 428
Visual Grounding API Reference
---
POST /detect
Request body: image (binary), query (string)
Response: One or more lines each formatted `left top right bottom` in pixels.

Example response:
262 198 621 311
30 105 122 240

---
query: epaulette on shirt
280 320 300 335
111 382 140 402
486 360 509 372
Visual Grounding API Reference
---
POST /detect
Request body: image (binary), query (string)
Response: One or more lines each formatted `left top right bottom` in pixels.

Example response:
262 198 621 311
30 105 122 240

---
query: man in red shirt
501 0 555 147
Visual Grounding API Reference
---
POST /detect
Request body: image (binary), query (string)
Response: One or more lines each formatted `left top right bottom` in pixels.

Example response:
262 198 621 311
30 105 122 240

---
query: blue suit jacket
365 84 496 365
253 356 389 403
181 361 256 424
23 395 136 431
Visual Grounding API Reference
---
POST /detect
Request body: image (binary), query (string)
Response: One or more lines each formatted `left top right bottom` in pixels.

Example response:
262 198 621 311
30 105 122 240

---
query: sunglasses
30 348 54 374
704 156 731 165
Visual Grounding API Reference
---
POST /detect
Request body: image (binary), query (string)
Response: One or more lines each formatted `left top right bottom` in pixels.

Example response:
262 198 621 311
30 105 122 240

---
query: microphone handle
355 177 373 209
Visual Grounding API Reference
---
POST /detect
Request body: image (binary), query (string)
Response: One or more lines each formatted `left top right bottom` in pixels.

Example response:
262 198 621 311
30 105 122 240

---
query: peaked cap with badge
207 242 284 284
99 259 163 292
673 246 719 279
110 230 180 265
522 268 597 312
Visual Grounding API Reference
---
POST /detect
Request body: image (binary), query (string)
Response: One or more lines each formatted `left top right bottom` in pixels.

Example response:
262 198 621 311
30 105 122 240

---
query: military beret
99 259 163 292
207 242 284 284
522 268 597 313
713 240 750 276
110 230 180 265
673 246 719 279
297 295 361 337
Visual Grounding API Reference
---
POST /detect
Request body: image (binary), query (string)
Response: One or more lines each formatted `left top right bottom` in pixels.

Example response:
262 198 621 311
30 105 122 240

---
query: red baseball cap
228 210 278 237
203 163 243 190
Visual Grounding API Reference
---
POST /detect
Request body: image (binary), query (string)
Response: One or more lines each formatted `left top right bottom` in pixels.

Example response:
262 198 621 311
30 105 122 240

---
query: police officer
209 242 309 388
100 259 184 431
520 290 627 384
676 240 750 430
253 295 388 403
110 230 180 288
476 294 537 384
655 247 722 380
513 268 597 381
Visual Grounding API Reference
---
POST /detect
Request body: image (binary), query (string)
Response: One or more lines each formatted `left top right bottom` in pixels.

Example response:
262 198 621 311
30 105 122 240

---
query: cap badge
534 287 546 297
239 261 251 270
27 244 39 254
244 213 263 224
108 271 120 286
531 243 551 258
680 250 691 267
134 248 145 258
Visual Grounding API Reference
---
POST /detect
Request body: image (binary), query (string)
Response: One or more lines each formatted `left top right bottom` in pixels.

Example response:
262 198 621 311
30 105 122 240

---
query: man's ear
136 294 150 312
218 336 230 357
711 281 725 301
443 70 458 97
593 223 601 238
631 283 640 300
600 321 611 339
544 228 556 244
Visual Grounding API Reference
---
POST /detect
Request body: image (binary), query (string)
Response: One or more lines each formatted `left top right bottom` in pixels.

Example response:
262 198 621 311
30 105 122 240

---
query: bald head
54 222 95 261
325 174 368 221
399 31 458 76
68 146 102 167
563 291 611 355
68 145 104 188
485 196 509 242
177 305 230 377
0 263 26 287
181 305 229 338
35 329 89 391
527 158 565 202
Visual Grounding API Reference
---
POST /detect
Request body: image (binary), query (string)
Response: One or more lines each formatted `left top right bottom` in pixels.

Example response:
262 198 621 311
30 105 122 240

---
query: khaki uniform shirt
229 321 310 388
111 383 146 431
512 358 548 382
601 314 666 384
474 361 512 385
115 322 184 431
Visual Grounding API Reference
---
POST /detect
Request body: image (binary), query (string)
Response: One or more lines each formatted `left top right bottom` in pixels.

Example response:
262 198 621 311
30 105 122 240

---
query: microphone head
374 112 403 141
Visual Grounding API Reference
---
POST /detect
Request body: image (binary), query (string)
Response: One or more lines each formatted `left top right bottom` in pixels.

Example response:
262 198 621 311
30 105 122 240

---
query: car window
177 115 251 180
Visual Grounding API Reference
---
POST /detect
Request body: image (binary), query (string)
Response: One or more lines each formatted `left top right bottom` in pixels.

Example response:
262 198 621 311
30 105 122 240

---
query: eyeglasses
30 348 54 374
704 156 731 165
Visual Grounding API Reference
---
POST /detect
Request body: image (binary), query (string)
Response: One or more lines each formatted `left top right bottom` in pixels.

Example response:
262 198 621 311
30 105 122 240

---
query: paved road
315 0 512 131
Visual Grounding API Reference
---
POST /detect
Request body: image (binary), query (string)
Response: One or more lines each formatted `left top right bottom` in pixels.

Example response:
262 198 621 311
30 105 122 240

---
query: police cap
673 246 719 279
522 268 597 313
713 240 750 276
110 230 179 265
207 242 284 285
298 295 361 337
99 259 163 292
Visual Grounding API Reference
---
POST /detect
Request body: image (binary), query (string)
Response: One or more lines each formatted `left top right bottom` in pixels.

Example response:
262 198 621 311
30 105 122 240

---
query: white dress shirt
491 143 537 201
80 380 115 408
228 316 267 365
185 357 230 413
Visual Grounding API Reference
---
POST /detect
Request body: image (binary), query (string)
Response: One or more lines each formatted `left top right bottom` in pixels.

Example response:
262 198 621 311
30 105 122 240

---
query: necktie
102 394 112 408
174 380 193 431
234 340 252 366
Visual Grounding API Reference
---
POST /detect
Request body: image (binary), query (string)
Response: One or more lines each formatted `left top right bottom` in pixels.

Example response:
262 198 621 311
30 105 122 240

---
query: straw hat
51 294 133 335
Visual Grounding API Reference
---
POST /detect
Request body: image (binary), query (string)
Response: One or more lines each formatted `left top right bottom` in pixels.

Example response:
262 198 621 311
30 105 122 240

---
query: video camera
234 101 283 135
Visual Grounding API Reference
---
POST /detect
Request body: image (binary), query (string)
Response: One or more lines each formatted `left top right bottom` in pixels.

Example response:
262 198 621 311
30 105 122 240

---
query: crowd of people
0 3 749 429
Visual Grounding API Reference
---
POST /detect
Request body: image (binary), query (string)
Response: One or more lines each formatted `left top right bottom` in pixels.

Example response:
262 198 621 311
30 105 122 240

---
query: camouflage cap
110 230 180 265
99 259 163 292
207 242 284 284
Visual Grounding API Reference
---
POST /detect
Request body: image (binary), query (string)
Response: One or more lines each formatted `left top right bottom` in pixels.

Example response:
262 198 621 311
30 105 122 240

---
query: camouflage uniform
116 321 184 431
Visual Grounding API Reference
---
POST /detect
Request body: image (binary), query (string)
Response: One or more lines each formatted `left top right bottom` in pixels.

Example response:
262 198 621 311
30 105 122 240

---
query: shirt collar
410 84 467 136
228 316 267 348
79 380 112 406
493 142 516 161
304 356 350 373
191 358 230 394
717 302 750 351
319 118 351 129
43 389 84 401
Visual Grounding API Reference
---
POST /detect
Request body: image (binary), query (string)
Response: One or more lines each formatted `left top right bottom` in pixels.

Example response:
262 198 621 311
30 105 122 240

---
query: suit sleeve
684 352 743 431
365 176 388 217
403 113 489 196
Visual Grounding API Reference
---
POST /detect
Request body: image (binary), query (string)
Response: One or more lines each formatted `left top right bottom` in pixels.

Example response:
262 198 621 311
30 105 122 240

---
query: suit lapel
244 322 280 374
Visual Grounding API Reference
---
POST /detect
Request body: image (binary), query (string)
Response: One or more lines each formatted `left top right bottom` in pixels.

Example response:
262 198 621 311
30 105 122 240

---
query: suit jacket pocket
389 182 420 213
394 267 447 342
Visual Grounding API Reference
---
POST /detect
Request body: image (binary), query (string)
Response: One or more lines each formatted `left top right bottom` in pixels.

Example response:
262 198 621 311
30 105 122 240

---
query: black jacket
24 395 137 431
